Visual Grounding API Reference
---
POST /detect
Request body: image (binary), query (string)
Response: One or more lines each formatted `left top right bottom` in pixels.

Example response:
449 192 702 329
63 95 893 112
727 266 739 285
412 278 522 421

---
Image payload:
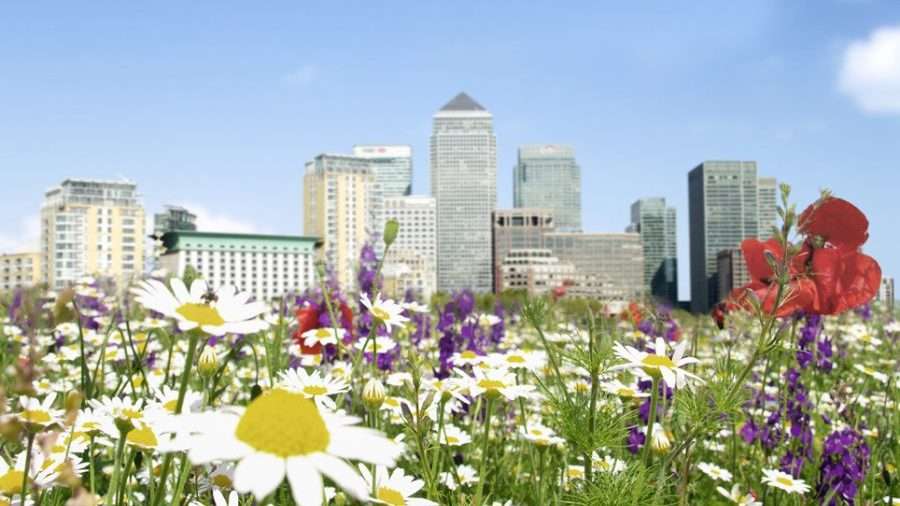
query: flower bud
383 219 400 248
362 378 386 410
198 346 218 377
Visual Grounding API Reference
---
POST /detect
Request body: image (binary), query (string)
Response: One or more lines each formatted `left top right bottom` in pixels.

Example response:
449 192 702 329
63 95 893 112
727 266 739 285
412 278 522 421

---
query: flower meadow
0 187 897 506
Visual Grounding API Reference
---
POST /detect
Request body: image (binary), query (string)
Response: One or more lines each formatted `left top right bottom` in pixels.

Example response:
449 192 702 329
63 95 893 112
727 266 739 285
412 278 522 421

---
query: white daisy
717 484 761 505
131 278 269 336
16 394 63 428
697 462 732 482
301 327 345 348
761 469 810 495
600 379 650 399
450 349 485 367
591 453 626 475
610 337 703 389
354 336 399 355
176 388 402 506
486 350 545 372
213 489 238 506
360 293 409 333
437 425 472 447
438 464 478 491
278 368 349 410
457 367 535 401
359 465 438 506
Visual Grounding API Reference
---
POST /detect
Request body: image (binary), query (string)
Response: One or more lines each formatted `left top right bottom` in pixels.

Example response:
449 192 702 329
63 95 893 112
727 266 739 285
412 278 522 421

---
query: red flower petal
798 197 869 250
812 248 881 314
741 238 784 282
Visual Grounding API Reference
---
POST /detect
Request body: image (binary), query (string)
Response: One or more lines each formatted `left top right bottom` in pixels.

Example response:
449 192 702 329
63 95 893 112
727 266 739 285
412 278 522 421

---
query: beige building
544 232 645 300
41 179 145 290
0 252 41 292
303 154 373 291
382 196 437 299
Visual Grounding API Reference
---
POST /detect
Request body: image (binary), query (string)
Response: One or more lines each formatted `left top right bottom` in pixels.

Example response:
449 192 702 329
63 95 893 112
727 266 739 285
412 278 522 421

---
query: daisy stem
20 430 35 504
89 435 96 494
473 396 494 506
642 376 660 465
72 299 92 399
115 448 134 506
152 329 201 506
106 432 126 505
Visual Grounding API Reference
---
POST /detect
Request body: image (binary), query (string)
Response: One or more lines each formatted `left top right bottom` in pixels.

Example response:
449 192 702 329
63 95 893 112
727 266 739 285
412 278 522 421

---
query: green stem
643 376 660 465
473 396 495 506
20 431 35 504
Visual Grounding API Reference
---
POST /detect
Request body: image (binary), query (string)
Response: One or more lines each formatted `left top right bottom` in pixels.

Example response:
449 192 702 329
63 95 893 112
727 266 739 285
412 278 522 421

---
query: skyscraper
431 92 496 293
41 179 145 289
757 177 778 239
303 153 373 290
514 145 582 231
352 145 413 255
352 145 413 198
688 161 775 312
628 198 677 303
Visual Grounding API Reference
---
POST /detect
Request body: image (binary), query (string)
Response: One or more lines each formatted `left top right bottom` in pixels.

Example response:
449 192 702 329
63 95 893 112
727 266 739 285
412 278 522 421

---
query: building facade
40 179 145 289
688 161 775 312
382 196 437 299
513 145 581 232
0 252 41 292
878 277 895 313
491 208 555 292
500 248 574 295
158 231 320 302
352 145 413 256
431 92 496 293
716 248 750 303
544 232 645 300
758 177 778 239
303 154 374 291
154 205 197 235
628 198 677 303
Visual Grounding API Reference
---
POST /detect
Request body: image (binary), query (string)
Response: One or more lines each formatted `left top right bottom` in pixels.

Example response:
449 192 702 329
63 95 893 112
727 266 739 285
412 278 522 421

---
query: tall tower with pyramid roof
430 93 497 292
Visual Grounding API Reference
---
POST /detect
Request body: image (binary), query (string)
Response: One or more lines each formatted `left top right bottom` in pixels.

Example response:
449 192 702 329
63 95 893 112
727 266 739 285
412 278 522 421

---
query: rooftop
439 92 486 112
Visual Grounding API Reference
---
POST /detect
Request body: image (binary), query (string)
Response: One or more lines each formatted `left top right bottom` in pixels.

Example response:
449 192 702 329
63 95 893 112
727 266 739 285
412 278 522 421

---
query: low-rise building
382 196 436 299
158 231 321 302
544 232 645 300
0 252 41 292
499 249 574 294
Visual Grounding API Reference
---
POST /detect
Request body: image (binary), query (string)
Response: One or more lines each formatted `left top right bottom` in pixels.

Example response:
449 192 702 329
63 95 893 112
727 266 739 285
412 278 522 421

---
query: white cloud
0 214 40 253
282 64 318 86
839 26 900 114
182 204 258 234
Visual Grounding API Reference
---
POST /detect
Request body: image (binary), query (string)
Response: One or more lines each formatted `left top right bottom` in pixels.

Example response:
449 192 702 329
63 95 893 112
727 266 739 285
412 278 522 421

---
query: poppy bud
383 218 400 248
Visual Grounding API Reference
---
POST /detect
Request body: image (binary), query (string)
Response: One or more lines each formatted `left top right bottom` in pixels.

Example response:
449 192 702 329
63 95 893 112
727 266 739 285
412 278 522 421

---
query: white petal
233 452 285 501
308 453 369 500
171 278 191 304
327 427 402 466
286 456 324 506
190 279 209 300
659 367 676 389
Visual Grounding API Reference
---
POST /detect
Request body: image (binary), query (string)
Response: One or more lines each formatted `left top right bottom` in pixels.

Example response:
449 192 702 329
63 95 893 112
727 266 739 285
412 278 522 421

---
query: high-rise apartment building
514 145 581 232
303 154 373 291
352 145 413 256
628 198 677 303
544 232 645 300
431 92 496 293
382 196 437 299
758 177 778 239
41 179 145 289
157 231 320 302
0 252 41 292
688 161 776 312
154 205 197 235
491 208 555 292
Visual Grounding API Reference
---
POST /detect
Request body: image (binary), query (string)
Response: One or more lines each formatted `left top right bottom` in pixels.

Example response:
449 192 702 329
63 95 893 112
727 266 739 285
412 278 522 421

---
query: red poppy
292 305 322 354
621 302 643 326
798 197 868 251
723 196 880 318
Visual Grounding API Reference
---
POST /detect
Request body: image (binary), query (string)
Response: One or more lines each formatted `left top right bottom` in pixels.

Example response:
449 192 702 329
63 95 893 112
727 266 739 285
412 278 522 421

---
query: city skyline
2 2 899 300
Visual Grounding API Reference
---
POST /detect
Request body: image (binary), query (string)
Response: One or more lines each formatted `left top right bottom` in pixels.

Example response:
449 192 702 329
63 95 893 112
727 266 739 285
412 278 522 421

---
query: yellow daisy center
0 470 25 495
163 399 178 413
119 408 143 420
212 474 233 488
20 409 51 424
176 303 225 327
127 426 158 448
641 355 675 369
506 355 526 364
478 379 506 391
617 387 636 397
235 389 330 457
314 328 331 339
460 350 478 359
776 476 794 487
447 436 459 444
377 486 406 506
303 385 328 396
384 398 400 407
371 307 390 321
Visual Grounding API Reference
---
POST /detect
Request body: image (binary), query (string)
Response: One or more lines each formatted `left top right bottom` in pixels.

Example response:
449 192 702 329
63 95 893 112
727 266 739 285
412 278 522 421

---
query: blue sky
1 2 899 300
